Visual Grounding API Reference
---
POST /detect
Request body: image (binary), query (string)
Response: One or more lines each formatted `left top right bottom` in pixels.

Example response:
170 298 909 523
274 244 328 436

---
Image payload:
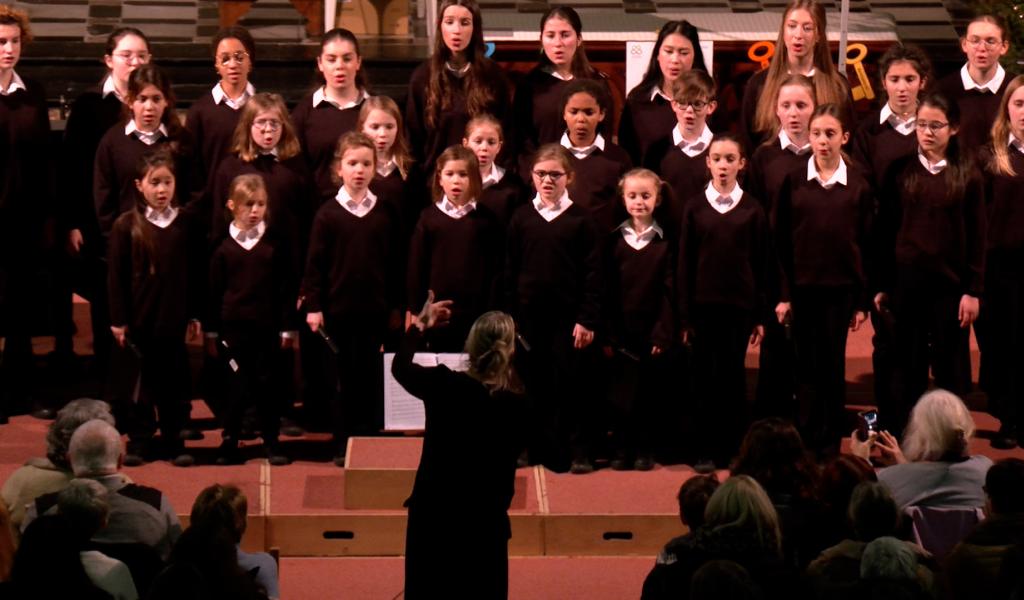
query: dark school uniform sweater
302 198 402 321
405 60 511 177
568 142 633 235
207 230 296 333
480 174 526 227
618 87 675 167
677 193 769 328
505 202 602 331
644 136 710 239
876 156 985 297
0 76 52 222
93 127 192 250
185 90 245 200
107 208 203 338
62 88 124 248
746 142 809 214
984 148 1024 256
938 70 1010 154
290 91 363 198
774 163 874 307
604 229 674 350
406 203 503 323
511 67 613 158
850 108 918 191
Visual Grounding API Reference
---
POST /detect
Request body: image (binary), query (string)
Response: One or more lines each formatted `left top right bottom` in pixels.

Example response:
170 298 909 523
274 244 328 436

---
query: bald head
68 419 123 477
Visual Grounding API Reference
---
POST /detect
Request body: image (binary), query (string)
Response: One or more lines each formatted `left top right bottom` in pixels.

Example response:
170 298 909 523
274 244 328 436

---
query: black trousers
324 317 385 445
112 333 190 446
870 305 897 428
220 325 282 443
791 286 856 451
691 304 753 463
890 272 972 437
978 254 1024 430
753 316 797 421
607 339 667 459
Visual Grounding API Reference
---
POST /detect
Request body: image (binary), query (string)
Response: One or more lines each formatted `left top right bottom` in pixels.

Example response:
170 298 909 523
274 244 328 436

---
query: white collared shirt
880 103 917 136
705 182 744 214
673 124 713 157
335 186 377 217
618 219 663 250
649 86 672 103
481 163 505 188
960 63 1006 94
258 147 279 159
313 87 368 110
229 220 266 250
377 158 397 178
807 157 848 189
101 75 124 102
145 205 178 228
560 132 606 160
779 130 811 155
533 191 573 222
0 71 26 96
1010 133 1024 156
544 65 573 82
124 120 169 146
212 81 255 110
437 196 477 219
789 66 816 77
918 150 947 174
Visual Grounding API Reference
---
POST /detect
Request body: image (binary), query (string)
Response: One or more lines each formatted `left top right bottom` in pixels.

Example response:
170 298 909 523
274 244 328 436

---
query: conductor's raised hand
110 325 127 348
306 311 324 332
959 294 980 328
415 290 454 330
775 302 792 325
850 311 868 332
749 324 765 347
572 323 594 349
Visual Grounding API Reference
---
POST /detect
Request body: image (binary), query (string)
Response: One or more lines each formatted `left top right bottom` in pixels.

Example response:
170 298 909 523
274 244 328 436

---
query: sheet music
382 352 468 431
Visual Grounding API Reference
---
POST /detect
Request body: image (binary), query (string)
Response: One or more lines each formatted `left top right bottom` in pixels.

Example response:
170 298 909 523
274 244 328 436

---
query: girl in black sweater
679 136 769 469
511 7 611 162
407 146 502 351
207 174 295 466
981 76 1024 449
619 20 708 166
604 168 674 471
303 132 402 464
62 27 151 390
358 95 424 236
107 151 202 466
464 114 526 226
875 93 985 438
185 26 258 208
392 302 522 599
506 144 602 474
775 104 872 452
405 0 511 178
292 28 370 198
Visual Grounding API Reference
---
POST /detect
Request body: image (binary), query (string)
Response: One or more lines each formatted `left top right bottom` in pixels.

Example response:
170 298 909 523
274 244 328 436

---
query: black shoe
238 428 259 441
333 452 346 467
179 428 204 441
0 411 8 425
265 442 290 466
634 455 655 471
123 453 145 467
516 450 529 469
993 424 1018 450
570 458 594 475
610 452 631 471
30 405 56 420
693 458 717 474
124 440 151 466
280 418 305 437
216 438 241 466
171 452 196 467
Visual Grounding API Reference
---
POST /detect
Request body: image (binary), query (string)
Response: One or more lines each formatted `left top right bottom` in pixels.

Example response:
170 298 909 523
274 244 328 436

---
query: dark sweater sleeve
206 245 226 334
752 205 771 325
93 133 118 244
391 325 448 404
676 205 695 331
773 174 795 303
618 99 640 166
651 247 675 350
577 216 603 330
964 175 986 297
873 164 902 295
182 207 206 322
855 182 875 311
406 213 431 312
301 209 329 313
107 218 132 328
404 63 429 165
503 213 522 316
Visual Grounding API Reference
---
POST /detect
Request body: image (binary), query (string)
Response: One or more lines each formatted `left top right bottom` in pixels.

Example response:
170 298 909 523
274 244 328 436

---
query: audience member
731 418 824 567
1 399 116 530
854 536 935 599
649 475 721 573
946 458 1024 600
189 484 278 600
5 515 112 599
148 523 267 600
850 389 991 510
21 420 181 561
58 479 138 600
817 454 878 548
689 560 763 600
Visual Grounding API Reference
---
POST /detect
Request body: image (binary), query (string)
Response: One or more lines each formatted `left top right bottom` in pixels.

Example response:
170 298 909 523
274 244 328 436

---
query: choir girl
0 5 52 423
206 174 295 466
875 93 985 438
505 144 602 474
741 0 849 151
94 64 191 248
407 146 502 351
937 15 1010 152
619 20 707 166
559 78 632 235
107 150 203 466
292 28 369 198
210 92 314 263
604 168 674 471
976 77 1024 449
62 27 151 391
850 43 930 430
774 104 872 452
303 132 402 464
511 7 611 161
185 26 257 205
405 0 511 176
678 135 768 469
643 69 717 238
463 114 526 226
358 94 424 231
